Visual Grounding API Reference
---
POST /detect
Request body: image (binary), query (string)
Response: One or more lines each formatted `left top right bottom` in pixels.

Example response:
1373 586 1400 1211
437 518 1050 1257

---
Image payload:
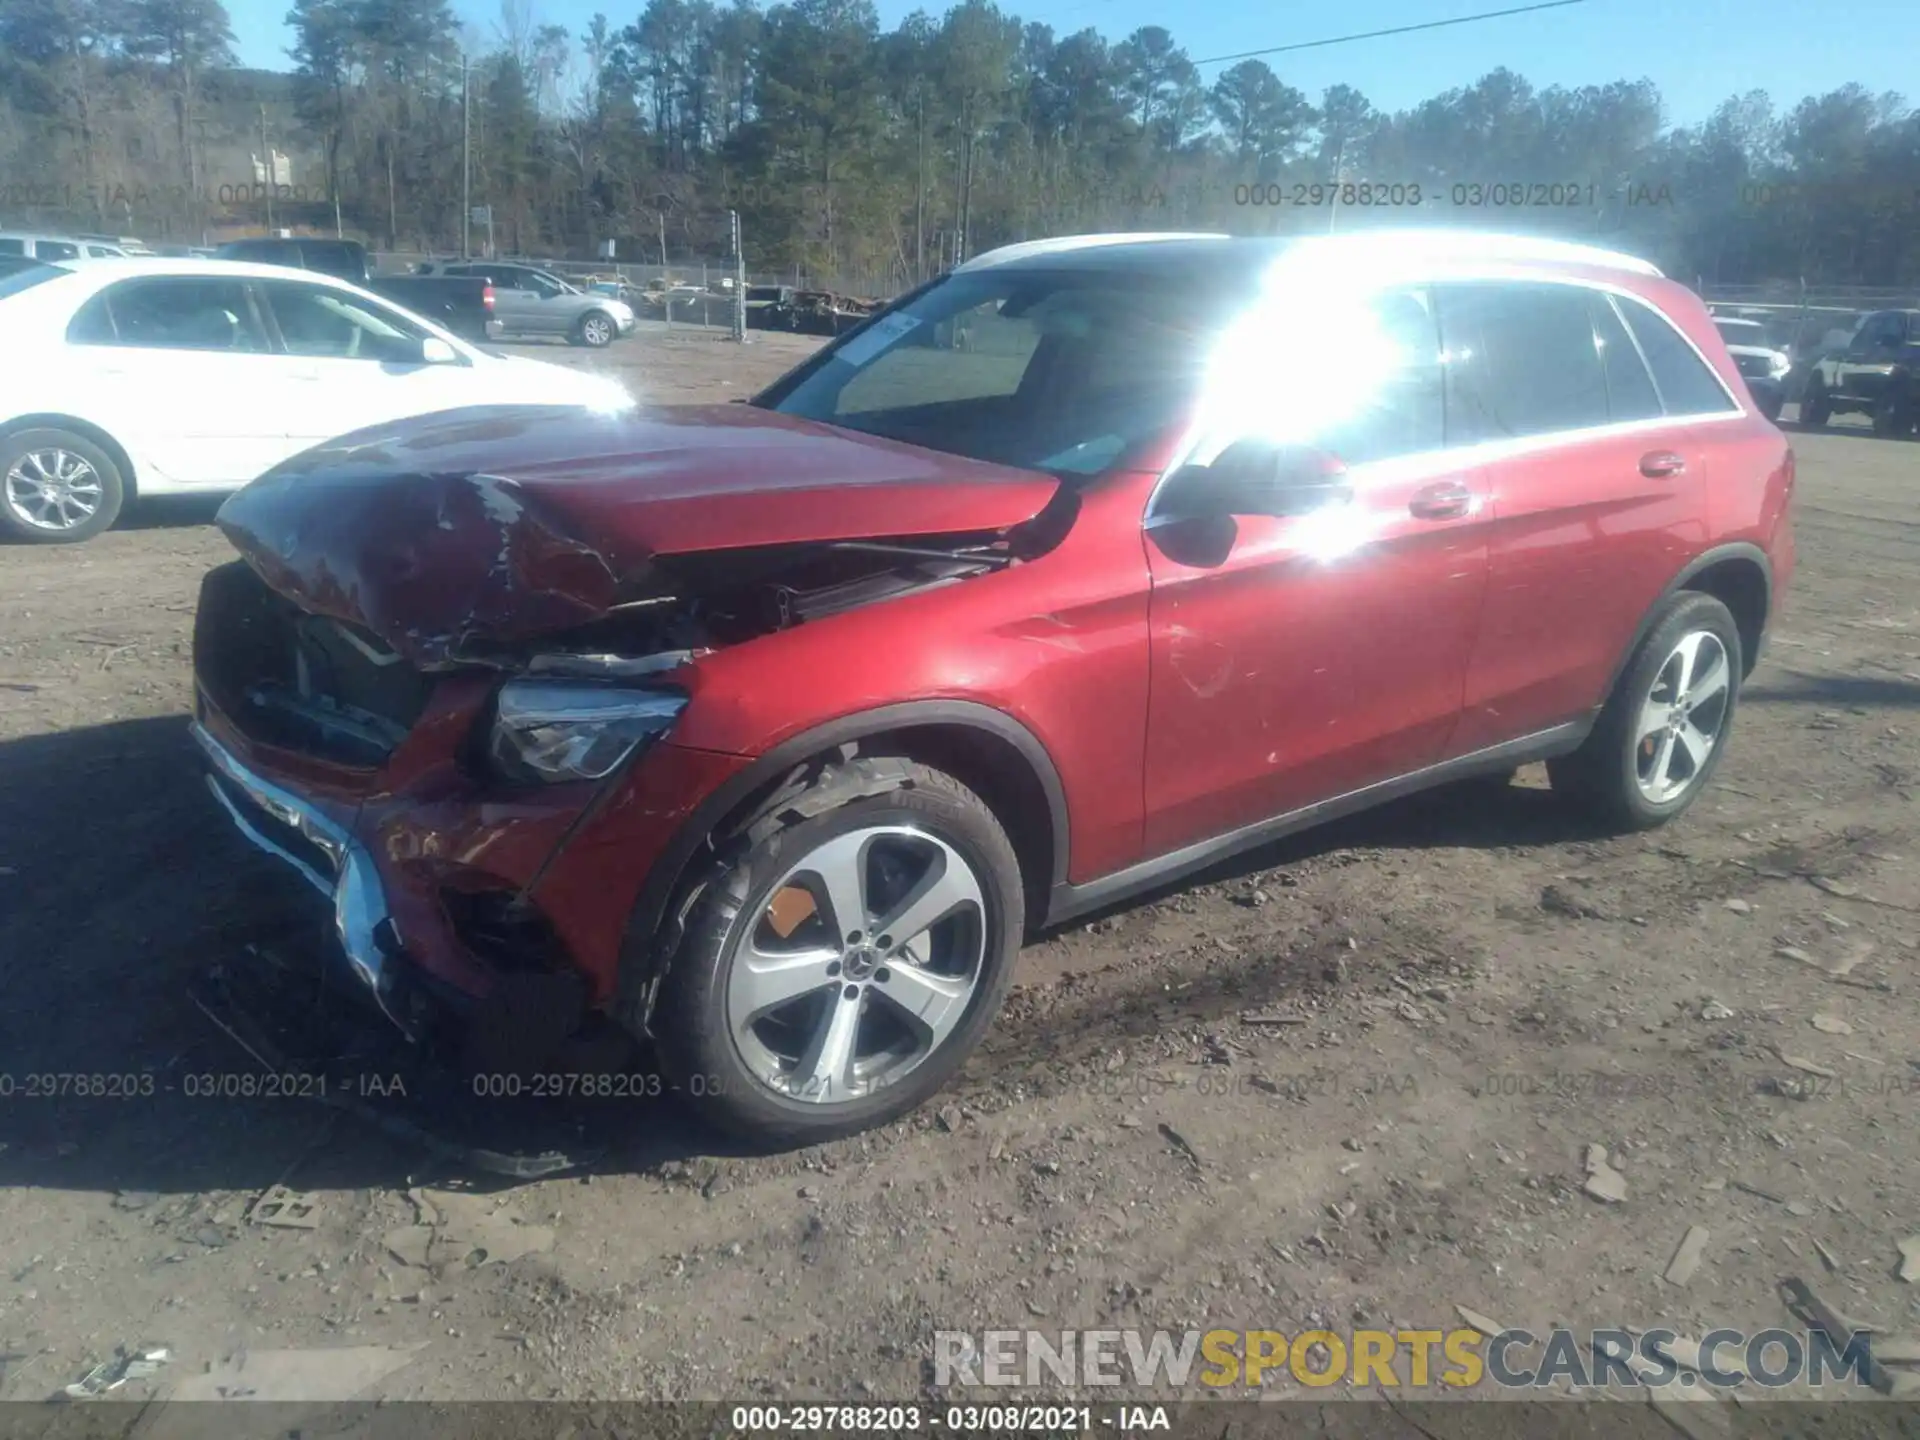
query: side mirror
418 337 459 364
1164 441 1351 520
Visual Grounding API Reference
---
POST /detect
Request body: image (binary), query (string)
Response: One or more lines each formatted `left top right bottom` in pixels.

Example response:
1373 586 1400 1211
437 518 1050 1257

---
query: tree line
2 0 1917 292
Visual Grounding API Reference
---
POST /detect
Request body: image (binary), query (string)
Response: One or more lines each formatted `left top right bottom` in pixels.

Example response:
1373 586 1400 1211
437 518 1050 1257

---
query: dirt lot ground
2 323 1918 1418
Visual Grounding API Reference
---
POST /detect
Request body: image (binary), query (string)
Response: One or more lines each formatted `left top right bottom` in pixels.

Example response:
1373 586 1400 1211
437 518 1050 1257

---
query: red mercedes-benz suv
191 231 1795 1144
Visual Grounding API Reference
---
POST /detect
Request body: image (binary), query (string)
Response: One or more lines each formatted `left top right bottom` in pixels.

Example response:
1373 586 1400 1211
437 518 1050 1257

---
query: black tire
1549 592 1744 832
0 427 127 544
1871 390 1914 438
573 310 616 348
1799 381 1831 428
649 755 1024 1147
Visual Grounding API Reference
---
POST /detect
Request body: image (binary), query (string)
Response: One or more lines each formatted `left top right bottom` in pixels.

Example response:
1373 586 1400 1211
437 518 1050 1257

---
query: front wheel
650 758 1024 1146
574 311 616 348
1799 381 1831 428
0 427 127 544
1549 592 1743 832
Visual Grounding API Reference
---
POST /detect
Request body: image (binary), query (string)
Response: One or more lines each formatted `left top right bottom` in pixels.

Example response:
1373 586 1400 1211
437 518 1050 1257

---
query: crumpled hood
214 402 1059 667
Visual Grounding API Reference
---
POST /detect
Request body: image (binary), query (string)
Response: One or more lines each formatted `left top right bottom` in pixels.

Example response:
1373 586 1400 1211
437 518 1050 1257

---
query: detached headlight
1768 351 1791 378
490 680 686 783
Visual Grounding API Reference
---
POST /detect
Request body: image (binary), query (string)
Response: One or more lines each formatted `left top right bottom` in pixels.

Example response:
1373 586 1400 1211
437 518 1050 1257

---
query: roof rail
955 232 1231 272
1289 228 1663 278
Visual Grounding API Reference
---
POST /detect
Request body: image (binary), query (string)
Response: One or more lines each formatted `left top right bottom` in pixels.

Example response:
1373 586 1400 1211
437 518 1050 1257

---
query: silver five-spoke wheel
1633 629 1731 804
727 825 986 1106
5 448 103 533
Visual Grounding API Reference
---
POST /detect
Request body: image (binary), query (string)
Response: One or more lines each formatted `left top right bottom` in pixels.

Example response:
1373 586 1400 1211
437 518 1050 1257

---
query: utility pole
461 54 471 259
260 104 274 231
1327 136 1345 236
730 209 746 342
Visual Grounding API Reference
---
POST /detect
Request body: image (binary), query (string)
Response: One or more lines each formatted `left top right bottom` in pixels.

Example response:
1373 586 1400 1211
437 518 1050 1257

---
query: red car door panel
1454 424 1709 753
1142 455 1491 856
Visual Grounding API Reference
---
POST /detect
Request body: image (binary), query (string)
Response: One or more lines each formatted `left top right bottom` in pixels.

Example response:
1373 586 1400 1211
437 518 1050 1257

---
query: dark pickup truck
1800 307 1920 437
212 238 502 343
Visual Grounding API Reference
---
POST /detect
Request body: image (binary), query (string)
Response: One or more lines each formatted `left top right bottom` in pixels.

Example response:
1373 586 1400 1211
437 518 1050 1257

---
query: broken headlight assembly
488 679 688 784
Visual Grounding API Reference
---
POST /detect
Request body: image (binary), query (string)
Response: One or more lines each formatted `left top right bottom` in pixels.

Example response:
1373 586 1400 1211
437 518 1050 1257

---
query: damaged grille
194 561 434 767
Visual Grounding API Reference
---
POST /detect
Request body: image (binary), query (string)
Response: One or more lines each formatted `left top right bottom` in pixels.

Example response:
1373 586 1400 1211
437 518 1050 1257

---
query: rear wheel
649 757 1023 1147
0 428 126 544
1872 390 1914 438
1549 592 1743 832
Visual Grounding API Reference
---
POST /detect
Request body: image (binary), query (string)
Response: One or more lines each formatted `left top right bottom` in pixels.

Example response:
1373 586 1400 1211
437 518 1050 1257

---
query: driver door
1140 284 1494 855
252 278 477 450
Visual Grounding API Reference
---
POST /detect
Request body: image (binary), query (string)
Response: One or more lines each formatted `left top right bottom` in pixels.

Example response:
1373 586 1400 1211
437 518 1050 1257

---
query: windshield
0 263 62 299
764 268 1241 476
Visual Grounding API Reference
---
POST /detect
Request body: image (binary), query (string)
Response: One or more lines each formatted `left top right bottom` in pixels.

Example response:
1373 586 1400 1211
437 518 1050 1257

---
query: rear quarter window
1617 297 1740 415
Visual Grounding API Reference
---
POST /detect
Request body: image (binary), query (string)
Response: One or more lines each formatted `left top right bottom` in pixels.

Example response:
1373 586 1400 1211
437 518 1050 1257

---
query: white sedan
0 257 632 544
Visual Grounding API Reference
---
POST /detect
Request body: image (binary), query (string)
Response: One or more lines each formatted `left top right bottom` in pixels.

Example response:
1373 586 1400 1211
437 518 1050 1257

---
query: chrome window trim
1143 268 1748 523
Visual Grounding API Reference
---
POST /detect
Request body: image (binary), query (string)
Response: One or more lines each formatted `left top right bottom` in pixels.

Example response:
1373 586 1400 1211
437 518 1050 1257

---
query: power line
1192 0 1586 67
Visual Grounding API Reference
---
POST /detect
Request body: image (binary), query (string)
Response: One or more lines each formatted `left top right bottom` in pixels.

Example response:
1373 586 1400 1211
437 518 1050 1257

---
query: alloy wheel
725 825 987 1106
1633 630 1732 804
583 315 612 345
4 448 103 533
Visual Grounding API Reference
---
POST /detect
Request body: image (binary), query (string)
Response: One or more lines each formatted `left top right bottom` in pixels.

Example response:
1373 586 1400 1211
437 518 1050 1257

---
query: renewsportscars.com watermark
935 1327 1879 1392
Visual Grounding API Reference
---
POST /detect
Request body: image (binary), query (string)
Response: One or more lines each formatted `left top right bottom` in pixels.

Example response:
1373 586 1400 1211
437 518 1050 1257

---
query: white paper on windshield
832 312 921 367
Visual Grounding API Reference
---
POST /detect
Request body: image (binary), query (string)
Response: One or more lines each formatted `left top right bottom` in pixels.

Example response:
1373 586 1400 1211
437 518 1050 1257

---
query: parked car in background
187 230 1793 1146
1710 315 1789 420
1800 308 1920 436
213 238 503 343
421 260 636 346
0 233 91 261
0 257 631 543
79 233 153 256
744 284 799 330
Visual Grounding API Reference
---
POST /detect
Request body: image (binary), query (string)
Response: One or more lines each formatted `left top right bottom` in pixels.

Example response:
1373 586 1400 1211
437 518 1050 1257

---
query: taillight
482 284 495 310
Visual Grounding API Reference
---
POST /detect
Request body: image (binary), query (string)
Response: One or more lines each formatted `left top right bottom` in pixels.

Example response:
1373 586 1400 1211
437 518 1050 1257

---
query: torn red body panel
214 402 1060 667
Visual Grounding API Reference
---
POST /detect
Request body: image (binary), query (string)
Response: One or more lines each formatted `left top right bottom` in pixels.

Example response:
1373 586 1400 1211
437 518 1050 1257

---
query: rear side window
1589 293 1663 423
68 277 266 352
0 238 24 256
1618 297 1738 415
37 240 79 261
1436 282 1611 442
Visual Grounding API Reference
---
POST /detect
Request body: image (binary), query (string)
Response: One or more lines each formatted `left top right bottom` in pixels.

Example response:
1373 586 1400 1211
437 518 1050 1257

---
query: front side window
764 268 1241 476
258 281 428 361
1617 296 1739 415
0 238 25 256
1436 282 1612 443
67 277 266 352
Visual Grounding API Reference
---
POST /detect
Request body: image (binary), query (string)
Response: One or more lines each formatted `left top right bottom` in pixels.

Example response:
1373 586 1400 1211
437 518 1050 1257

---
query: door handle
1639 450 1686 478
1408 481 1473 521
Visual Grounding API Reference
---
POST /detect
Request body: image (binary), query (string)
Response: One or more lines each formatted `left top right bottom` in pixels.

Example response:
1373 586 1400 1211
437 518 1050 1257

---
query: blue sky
228 0 1912 128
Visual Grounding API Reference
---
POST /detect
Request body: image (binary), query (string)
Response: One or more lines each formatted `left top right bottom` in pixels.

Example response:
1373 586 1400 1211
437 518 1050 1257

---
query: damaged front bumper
193 720 412 1035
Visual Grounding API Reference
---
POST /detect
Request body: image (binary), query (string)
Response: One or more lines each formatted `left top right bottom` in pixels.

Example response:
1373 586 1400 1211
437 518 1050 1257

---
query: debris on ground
1899 1236 1920 1283
383 1188 555 1272
1781 1277 1897 1394
1664 1225 1710 1285
1777 1052 1837 1078
161 1344 426 1402
1158 1123 1203 1169
1583 1144 1628 1204
1699 1000 1736 1022
111 1190 161 1211
1723 899 1753 915
1541 884 1606 919
1454 1305 1506 1337
246 1185 322 1229
1810 1014 1854 1035
1812 1238 1841 1273
62 1345 169 1398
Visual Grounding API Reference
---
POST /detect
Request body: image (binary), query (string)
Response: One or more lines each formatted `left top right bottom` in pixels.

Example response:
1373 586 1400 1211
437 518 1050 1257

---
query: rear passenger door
1445 281 1734 754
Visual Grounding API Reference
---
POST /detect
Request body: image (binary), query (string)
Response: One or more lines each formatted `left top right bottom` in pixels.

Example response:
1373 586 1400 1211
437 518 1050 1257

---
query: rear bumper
483 317 504 341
